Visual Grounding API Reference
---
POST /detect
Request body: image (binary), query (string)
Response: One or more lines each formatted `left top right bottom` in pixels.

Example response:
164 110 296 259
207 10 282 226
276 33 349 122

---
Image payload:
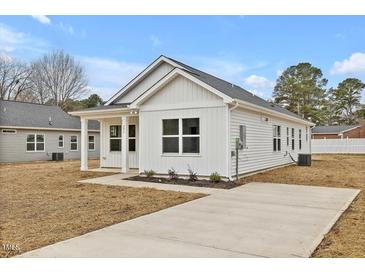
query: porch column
99 119 103 168
80 117 88 171
121 116 129 173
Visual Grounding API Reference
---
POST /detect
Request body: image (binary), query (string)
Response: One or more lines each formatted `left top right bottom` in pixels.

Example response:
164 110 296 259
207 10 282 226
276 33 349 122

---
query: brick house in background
312 120 365 139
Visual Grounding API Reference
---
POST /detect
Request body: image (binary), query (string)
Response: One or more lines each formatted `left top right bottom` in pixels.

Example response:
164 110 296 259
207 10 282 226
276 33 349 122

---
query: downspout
227 101 239 180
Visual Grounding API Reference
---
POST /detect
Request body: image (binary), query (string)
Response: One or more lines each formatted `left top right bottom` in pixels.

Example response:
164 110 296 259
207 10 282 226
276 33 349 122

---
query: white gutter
69 107 133 116
0 125 100 132
234 99 315 126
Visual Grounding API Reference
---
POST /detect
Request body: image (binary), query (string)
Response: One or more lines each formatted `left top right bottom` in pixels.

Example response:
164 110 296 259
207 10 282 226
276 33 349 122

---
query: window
129 125 136 152
305 126 308 142
299 129 302 150
162 118 200 154
58 135 64 148
182 118 200 153
110 125 121 151
88 135 95 151
70 135 78 151
286 127 289 146
291 128 295 150
239 125 246 149
273 125 281 152
2 129 16 134
26 134 45 152
162 119 179 153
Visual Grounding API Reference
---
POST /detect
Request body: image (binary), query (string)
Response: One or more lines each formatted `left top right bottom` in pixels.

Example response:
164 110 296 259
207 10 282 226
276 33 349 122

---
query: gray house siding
0 128 100 163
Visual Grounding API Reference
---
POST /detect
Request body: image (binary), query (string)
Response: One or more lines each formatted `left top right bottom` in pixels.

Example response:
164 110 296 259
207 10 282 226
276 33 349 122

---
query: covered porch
71 106 139 173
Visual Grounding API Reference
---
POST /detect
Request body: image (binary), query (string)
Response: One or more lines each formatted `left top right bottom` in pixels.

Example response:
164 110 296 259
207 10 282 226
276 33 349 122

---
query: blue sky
0 16 364 101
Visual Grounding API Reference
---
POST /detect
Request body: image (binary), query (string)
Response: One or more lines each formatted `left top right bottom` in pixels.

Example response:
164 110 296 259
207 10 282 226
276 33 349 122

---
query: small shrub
144 169 156 178
168 168 178 180
187 165 198 181
209 172 221 183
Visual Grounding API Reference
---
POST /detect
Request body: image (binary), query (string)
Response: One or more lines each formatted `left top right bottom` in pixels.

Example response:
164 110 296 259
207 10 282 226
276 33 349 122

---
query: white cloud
58 22 75 35
276 69 283 77
0 23 48 55
0 23 25 52
150 34 162 47
78 56 145 100
243 74 274 89
31 15 51 25
331 52 365 75
193 57 246 83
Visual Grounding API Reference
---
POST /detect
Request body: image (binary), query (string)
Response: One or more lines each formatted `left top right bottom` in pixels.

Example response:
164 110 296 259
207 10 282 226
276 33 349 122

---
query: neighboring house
0 100 100 163
70 55 314 179
312 123 365 139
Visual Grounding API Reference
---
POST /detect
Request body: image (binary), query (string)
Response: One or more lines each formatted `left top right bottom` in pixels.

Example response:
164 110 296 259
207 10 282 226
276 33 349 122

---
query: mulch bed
125 176 242 189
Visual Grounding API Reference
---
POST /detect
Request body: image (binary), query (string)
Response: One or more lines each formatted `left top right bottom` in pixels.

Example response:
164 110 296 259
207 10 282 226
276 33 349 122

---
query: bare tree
0 56 33 101
30 50 89 109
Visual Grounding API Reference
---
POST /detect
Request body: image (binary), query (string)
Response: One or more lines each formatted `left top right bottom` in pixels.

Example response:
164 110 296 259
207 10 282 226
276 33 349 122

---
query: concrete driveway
20 182 359 258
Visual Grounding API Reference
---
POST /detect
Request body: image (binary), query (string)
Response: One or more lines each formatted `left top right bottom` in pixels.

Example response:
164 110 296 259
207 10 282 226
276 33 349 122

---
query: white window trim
88 135 95 151
26 133 45 152
161 118 201 156
58 134 64 148
110 125 122 152
2 129 17 134
70 135 78 151
291 128 295 150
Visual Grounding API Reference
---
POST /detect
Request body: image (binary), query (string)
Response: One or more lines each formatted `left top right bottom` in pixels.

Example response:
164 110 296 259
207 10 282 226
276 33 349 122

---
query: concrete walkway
20 181 359 258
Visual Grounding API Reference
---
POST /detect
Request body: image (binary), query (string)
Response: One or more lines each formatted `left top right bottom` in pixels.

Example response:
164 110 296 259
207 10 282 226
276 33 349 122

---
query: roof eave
234 99 315 126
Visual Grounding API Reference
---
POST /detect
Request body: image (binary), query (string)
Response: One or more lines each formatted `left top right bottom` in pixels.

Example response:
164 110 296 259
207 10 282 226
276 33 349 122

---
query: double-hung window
291 128 295 150
88 135 95 151
286 127 289 146
273 125 281 152
70 136 78 151
58 135 64 148
162 118 200 154
299 129 302 150
129 125 136 152
26 134 45 152
110 125 121 151
162 119 179 153
182 118 200 153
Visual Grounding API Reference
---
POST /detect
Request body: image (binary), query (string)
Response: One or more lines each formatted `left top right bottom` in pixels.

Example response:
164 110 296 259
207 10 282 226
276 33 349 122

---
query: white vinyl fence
312 138 365 154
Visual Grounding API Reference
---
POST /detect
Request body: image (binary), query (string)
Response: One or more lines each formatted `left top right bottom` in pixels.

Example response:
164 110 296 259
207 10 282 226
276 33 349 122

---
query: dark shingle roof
0 100 99 130
75 103 129 111
312 125 359 134
164 56 307 121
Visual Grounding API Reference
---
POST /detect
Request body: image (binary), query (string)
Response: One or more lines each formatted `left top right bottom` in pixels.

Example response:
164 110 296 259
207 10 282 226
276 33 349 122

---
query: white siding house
70 55 314 179
0 100 100 163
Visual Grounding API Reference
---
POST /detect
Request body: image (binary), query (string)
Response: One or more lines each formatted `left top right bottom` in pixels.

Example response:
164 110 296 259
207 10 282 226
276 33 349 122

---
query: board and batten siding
0 128 100 163
99 116 139 168
115 62 174 104
230 107 310 176
139 75 229 177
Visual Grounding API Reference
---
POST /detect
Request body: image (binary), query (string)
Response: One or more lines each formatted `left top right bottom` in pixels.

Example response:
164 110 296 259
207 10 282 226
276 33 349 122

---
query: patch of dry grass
0 160 203 257
242 154 365 258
